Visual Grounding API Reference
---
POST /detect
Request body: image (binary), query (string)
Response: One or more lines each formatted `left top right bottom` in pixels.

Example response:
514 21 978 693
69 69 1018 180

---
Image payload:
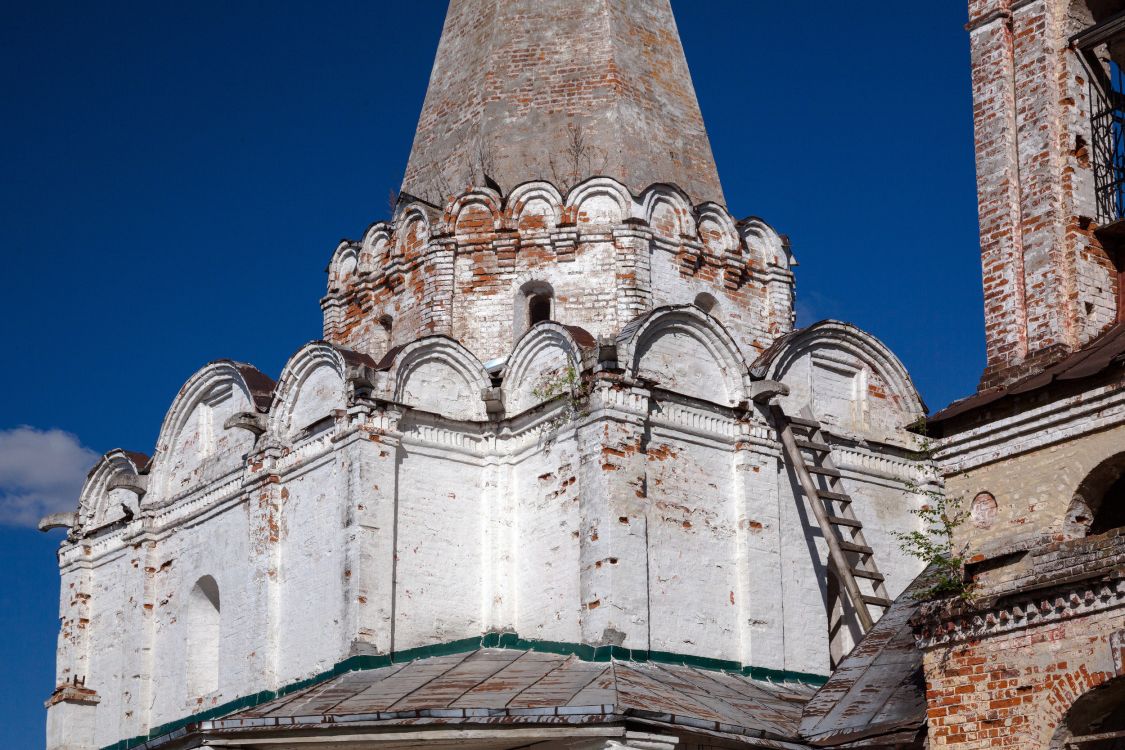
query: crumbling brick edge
103 631 829 750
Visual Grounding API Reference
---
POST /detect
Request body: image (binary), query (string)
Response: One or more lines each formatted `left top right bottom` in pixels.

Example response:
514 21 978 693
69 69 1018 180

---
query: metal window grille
1089 63 1125 225
1074 11 1125 226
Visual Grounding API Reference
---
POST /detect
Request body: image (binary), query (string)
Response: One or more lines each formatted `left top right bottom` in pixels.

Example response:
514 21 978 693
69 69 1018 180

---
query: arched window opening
1071 452 1125 537
1050 675 1125 749
529 294 552 325
693 292 718 315
185 575 220 699
516 280 555 337
379 314 393 334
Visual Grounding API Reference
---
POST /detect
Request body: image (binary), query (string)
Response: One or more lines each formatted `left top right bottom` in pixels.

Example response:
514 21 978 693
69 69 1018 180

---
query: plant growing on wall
548 125 609 191
895 435 974 601
532 365 590 437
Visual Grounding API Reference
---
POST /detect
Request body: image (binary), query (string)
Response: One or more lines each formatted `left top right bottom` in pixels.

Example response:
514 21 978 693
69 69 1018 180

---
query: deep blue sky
0 2 980 745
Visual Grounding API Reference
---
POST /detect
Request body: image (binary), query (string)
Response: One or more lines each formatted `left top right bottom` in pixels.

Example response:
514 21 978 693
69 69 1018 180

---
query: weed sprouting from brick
895 433 974 602
532 366 590 439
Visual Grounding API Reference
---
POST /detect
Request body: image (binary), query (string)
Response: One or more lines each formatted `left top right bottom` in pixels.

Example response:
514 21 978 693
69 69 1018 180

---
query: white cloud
0 426 99 528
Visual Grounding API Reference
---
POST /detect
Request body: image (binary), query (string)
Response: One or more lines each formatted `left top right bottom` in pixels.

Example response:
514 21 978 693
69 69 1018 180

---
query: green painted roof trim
102 632 828 750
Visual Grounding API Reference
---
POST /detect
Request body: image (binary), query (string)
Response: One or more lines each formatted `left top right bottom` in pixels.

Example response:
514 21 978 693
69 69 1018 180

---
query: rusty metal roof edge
200 708 810 748
928 321 1125 428
103 634 827 750
206 704 622 729
801 721 925 748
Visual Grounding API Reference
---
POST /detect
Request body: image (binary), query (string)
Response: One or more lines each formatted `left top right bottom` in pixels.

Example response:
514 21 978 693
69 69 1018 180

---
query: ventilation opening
379 314 393 333
186 575 220 698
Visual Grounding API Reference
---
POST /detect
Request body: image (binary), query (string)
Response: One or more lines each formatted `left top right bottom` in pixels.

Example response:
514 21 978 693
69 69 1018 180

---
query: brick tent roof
402 0 725 205
149 650 818 748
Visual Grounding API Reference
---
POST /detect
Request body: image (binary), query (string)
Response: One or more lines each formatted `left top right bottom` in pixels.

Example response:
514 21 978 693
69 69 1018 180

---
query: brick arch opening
1067 452 1125 537
1049 674 1125 749
515 280 555 338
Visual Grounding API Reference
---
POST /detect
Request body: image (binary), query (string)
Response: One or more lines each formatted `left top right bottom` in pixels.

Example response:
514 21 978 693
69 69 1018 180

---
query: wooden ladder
769 401 891 633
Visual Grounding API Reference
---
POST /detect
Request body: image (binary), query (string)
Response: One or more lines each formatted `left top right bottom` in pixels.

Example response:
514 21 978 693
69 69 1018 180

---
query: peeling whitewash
48 303 930 749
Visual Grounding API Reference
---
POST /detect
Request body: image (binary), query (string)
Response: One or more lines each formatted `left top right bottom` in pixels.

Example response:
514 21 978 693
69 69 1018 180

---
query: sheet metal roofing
799 569 932 747
205 649 818 744
929 321 1125 427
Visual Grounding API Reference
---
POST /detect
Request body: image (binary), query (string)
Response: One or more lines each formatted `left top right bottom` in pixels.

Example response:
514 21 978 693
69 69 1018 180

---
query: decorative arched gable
754 320 924 438
361 223 392 273
151 361 272 501
504 323 597 415
394 204 433 264
567 176 631 226
387 336 491 421
508 181 563 233
696 203 739 261
618 305 750 406
449 189 501 238
739 217 788 270
640 184 695 239
327 241 360 291
270 343 357 439
76 449 149 534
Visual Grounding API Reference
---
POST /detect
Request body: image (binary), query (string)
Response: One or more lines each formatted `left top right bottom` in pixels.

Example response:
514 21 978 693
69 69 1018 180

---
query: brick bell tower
969 0 1125 388
916 3 1125 746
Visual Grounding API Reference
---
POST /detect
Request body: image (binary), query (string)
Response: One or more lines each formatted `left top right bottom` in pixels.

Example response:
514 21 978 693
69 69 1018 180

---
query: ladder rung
827 515 862 528
807 465 841 478
851 567 885 582
817 490 851 503
861 595 893 608
839 540 874 555
786 416 821 429
796 438 831 453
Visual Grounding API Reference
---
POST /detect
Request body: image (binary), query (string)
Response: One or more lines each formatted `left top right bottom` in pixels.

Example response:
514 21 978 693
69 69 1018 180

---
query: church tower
920 2 1125 746
45 4 932 749
320 0 791 371
969 0 1125 387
